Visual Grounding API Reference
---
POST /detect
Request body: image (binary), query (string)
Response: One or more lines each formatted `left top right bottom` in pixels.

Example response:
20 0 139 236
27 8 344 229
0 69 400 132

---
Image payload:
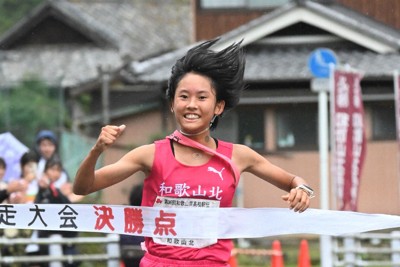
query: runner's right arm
73 125 154 195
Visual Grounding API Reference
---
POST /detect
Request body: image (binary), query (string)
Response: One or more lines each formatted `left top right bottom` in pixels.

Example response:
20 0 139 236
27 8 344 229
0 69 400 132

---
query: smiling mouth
184 114 200 119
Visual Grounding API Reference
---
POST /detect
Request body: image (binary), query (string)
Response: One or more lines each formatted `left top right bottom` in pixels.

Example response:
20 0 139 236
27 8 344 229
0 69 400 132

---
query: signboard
308 48 337 78
331 69 366 211
0 132 28 182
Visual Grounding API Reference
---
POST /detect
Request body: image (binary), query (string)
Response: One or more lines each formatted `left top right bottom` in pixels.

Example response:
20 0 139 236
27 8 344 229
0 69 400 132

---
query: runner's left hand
281 188 311 213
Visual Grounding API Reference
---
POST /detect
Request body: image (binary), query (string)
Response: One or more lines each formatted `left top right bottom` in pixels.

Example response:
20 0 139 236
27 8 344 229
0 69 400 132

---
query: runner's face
172 73 224 134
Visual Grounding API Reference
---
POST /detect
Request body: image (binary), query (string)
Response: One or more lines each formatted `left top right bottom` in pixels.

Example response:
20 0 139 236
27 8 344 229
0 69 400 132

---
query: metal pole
319 87 329 211
344 236 356 267
312 78 333 267
49 234 63 267
319 87 333 267
106 234 120 267
391 231 400 267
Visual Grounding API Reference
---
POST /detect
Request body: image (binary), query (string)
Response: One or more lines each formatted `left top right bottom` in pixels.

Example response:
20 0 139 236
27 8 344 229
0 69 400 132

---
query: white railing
333 231 400 267
6 231 400 266
0 233 137 267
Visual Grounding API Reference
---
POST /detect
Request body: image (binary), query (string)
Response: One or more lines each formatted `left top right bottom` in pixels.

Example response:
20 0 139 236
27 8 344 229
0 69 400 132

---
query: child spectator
28 156 80 267
0 157 27 203
0 157 6 191
19 151 39 203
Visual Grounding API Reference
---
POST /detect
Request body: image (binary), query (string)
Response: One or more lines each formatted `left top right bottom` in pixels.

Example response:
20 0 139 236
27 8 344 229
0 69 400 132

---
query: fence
4 231 400 266
0 233 143 267
333 231 400 267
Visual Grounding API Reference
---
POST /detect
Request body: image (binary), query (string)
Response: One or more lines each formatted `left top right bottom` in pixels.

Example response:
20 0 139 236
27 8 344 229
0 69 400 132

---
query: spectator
35 156 71 204
19 151 39 203
0 157 27 203
0 157 7 192
27 156 80 267
34 130 68 188
34 130 83 201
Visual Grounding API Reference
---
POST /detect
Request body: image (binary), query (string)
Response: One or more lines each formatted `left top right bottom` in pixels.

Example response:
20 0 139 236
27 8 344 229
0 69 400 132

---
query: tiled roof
54 0 192 58
244 45 400 82
0 0 192 88
0 46 122 88
127 44 400 84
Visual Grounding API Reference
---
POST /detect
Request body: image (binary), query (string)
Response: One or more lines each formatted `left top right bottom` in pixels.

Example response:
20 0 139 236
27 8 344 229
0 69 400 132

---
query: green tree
0 0 44 35
0 78 62 147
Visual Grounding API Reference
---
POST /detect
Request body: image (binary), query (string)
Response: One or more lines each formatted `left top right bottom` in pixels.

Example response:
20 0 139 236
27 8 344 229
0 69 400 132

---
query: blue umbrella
0 132 28 182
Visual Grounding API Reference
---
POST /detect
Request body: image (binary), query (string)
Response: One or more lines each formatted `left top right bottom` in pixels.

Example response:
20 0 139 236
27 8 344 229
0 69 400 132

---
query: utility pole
100 66 111 125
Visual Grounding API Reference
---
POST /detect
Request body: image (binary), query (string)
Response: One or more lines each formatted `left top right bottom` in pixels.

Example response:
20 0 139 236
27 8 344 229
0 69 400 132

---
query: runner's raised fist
94 124 126 152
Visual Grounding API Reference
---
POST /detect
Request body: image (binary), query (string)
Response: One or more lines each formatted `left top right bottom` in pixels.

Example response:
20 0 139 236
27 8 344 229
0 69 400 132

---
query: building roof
0 0 192 88
210 0 400 54
0 46 122 88
125 0 400 84
128 45 400 84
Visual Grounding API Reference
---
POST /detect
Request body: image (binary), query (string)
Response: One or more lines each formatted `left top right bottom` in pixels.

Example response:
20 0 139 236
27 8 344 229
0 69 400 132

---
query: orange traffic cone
271 240 284 267
228 250 238 267
298 239 311 267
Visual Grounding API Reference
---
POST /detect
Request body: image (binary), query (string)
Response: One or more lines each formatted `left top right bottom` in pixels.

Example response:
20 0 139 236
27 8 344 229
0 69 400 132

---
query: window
216 104 319 151
275 104 318 150
200 0 290 9
370 103 396 140
237 106 265 150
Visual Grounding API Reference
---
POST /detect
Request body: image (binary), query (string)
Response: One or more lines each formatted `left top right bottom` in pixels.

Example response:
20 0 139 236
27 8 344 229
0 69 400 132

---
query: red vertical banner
331 69 366 211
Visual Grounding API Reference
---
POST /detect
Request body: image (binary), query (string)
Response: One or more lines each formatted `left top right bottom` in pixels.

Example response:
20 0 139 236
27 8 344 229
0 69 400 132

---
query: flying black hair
166 38 246 130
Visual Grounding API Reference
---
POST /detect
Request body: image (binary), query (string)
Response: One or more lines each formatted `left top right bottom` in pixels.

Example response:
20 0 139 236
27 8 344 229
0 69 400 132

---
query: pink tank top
142 138 238 263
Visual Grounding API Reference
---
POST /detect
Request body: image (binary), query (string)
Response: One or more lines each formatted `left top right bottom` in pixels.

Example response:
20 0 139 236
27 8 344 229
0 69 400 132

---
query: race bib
153 196 220 248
